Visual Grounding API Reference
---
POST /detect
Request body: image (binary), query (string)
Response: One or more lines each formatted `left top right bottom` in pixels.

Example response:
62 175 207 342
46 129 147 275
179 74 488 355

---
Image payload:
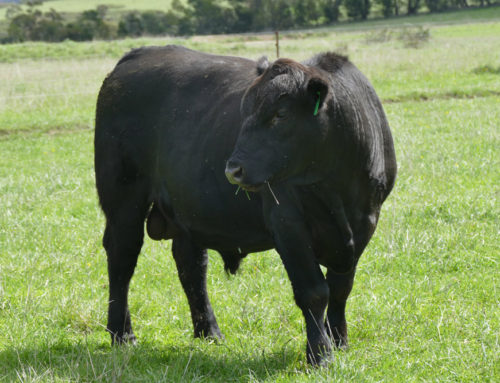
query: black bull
94 45 396 365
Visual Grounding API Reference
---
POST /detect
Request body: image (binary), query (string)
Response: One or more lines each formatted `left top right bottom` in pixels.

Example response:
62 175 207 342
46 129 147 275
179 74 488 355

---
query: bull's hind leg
172 235 222 339
101 188 150 345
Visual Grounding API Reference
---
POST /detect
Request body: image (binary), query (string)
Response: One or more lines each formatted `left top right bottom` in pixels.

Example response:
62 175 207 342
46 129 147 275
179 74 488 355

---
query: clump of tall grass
472 65 500 75
398 26 430 48
365 28 394 44
365 26 430 48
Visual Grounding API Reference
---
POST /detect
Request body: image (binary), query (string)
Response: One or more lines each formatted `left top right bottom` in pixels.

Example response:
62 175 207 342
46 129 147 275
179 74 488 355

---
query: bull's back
95 45 256 184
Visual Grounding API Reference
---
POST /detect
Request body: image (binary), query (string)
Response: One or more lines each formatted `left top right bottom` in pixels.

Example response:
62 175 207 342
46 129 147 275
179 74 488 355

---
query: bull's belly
154 177 273 253
178 207 273 254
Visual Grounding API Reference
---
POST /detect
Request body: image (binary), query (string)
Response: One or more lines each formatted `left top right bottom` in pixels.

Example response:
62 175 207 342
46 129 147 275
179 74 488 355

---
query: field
0 9 499 383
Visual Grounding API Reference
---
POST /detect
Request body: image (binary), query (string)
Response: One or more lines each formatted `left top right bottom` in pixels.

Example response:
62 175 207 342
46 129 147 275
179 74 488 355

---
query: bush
322 0 342 23
185 0 239 34
344 0 371 20
398 26 430 48
141 11 169 35
7 6 114 43
378 0 396 17
118 12 144 37
7 8 66 43
365 28 394 43
425 0 451 11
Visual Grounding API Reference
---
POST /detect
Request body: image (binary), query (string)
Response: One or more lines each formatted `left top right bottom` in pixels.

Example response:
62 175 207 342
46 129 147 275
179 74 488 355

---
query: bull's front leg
325 270 355 349
263 188 331 366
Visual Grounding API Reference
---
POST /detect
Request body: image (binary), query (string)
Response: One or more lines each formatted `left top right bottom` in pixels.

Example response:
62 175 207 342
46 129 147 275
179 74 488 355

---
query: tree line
3 0 497 43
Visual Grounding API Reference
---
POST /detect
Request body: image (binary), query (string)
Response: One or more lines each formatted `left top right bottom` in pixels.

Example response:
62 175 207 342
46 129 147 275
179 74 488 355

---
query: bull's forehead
242 60 307 114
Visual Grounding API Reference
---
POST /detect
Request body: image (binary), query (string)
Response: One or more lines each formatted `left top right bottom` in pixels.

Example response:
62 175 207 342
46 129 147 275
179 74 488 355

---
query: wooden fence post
275 30 280 58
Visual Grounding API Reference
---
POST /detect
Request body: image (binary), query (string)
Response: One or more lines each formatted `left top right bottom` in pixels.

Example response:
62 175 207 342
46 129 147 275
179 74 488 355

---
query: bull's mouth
236 182 264 193
225 161 267 192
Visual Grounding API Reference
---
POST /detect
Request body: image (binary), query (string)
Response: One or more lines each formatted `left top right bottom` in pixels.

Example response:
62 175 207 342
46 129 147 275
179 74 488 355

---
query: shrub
66 7 113 41
365 28 394 43
398 26 430 48
426 0 451 11
7 8 66 43
344 0 371 20
118 12 145 37
322 0 342 23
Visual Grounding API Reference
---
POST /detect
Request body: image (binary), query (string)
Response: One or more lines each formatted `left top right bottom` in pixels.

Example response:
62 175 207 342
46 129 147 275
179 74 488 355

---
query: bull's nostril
233 167 243 180
225 163 245 184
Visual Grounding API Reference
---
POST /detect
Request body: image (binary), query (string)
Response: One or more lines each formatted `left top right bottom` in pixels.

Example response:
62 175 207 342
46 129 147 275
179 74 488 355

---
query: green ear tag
313 91 321 116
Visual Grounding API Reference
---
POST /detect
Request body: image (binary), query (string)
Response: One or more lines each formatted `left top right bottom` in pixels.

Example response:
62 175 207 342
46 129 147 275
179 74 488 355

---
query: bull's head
225 58 331 191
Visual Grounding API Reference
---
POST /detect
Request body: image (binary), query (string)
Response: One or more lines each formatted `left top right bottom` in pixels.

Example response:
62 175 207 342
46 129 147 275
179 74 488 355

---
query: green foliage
407 0 421 14
322 0 342 22
378 0 396 17
3 0 500 41
426 0 452 11
118 12 145 37
7 8 66 43
67 6 113 41
141 11 172 35
6 6 113 42
344 0 371 20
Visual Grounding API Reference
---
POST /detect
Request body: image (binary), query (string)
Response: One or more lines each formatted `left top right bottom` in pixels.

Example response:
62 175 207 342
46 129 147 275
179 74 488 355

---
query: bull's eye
272 109 287 124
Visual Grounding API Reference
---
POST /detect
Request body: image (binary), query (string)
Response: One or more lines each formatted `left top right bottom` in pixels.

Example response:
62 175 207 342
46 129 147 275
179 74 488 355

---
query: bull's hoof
325 322 348 350
110 331 137 346
306 348 333 367
194 326 224 342
306 338 332 367
333 337 348 351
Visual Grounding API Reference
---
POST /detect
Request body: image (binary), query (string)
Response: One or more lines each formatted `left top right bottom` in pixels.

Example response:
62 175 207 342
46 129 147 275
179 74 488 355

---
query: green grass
0 13 499 382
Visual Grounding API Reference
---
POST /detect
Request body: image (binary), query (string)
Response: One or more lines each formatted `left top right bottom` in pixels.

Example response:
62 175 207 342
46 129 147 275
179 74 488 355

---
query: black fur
95 45 396 366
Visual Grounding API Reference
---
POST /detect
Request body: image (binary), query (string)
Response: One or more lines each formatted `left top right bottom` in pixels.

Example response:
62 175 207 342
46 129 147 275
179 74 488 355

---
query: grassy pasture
0 12 499 383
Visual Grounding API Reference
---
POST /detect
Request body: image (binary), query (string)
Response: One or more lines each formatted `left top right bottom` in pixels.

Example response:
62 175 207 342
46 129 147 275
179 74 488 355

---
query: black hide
95 45 396 366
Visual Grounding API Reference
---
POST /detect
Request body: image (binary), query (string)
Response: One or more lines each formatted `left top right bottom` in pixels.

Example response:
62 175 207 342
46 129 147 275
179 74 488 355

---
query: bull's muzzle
225 161 244 185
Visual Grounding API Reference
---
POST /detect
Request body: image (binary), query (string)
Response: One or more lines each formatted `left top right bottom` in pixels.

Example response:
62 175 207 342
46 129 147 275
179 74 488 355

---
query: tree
7 12 38 42
165 0 196 35
228 0 254 32
407 0 421 14
141 11 169 35
344 0 371 20
295 0 323 27
66 7 112 41
186 0 238 34
425 0 450 11
253 0 295 31
118 12 144 37
322 0 342 23
377 0 395 17
7 8 66 43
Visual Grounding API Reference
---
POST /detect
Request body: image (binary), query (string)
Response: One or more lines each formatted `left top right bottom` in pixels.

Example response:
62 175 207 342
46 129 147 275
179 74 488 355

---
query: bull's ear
306 77 329 116
256 56 270 75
